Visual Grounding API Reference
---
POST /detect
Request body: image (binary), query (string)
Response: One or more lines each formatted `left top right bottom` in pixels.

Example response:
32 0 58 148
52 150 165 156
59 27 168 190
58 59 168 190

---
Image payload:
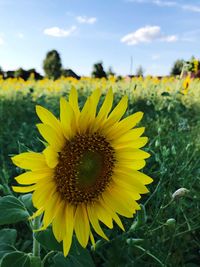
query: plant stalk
32 216 41 257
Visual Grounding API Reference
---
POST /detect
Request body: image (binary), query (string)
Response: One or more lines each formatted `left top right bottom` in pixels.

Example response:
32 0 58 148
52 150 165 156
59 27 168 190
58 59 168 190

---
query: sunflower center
54 133 115 204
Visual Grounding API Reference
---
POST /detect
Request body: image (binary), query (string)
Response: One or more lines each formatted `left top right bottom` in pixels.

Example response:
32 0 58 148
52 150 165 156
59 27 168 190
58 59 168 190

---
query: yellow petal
116 160 146 170
36 105 62 136
113 171 149 194
52 201 66 242
74 204 90 248
113 137 148 150
105 112 143 140
95 202 113 229
32 181 55 208
43 146 58 168
116 148 150 160
79 89 101 133
63 204 75 257
29 207 44 220
69 86 80 117
87 204 108 240
96 88 113 122
12 184 37 193
113 179 141 200
14 169 53 185
116 169 153 185
100 199 125 231
12 152 47 170
42 192 60 229
89 231 96 248
109 185 141 211
103 95 128 128
60 97 75 139
37 123 65 152
112 127 145 145
102 189 134 218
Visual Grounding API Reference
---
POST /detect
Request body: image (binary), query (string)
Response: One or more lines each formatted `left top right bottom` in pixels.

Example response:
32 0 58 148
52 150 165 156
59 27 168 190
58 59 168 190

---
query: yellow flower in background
12 88 152 257
182 75 191 95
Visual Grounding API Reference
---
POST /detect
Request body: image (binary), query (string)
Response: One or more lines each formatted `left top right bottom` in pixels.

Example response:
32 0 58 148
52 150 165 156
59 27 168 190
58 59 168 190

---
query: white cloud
121 25 178 45
160 35 178 42
44 26 77 37
128 0 200 13
0 37 4 45
121 25 160 45
76 16 97 24
182 4 200 13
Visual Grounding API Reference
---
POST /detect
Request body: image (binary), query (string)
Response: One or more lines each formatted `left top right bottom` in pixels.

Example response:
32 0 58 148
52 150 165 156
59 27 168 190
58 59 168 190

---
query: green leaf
34 227 62 251
19 194 36 214
0 196 29 225
1 251 30 267
0 243 16 263
52 238 95 267
0 229 17 245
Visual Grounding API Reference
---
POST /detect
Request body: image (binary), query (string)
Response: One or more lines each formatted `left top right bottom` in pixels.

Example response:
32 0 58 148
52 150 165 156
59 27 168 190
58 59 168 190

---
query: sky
0 0 200 76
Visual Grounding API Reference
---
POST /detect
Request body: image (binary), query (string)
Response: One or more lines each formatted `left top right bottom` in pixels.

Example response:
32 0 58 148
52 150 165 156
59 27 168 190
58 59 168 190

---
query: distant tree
61 69 80 79
92 61 107 78
170 59 185 76
28 69 43 80
136 65 144 76
14 68 29 80
107 66 115 77
0 66 3 77
43 50 62 80
14 68 43 80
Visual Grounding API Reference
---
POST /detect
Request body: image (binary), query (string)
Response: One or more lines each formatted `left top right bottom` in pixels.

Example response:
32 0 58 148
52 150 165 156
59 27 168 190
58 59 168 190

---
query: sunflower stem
32 216 41 257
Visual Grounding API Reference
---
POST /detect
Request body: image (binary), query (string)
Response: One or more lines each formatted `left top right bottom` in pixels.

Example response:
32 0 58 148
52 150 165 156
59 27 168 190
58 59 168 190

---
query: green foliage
170 59 185 76
91 61 107 78
0 196 29 225
43 50 62 80
0 85 200 266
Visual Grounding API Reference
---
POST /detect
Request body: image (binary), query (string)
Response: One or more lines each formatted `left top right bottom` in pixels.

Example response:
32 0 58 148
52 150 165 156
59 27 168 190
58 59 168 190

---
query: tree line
0 50 199 80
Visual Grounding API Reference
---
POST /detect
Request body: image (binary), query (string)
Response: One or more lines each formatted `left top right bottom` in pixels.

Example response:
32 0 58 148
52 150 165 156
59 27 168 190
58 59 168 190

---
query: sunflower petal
12 152 47 170
43 146 58 168
87 204 108 240
60 97 75 139
74 205 90 248
36 105 62 135
63 204 75 256
37 123 65 151
52 201 66 242
69 86 80 116
105 112 143 139
12 184 37 193
14 169 53 185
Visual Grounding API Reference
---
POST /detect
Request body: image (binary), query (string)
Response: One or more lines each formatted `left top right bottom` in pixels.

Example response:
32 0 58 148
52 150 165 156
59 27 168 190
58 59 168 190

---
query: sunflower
12 88 152 256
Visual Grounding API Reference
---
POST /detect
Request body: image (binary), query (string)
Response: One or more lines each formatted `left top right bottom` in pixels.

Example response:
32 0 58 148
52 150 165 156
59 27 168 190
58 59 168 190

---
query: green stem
32 216 41 257
135 245 164 266
42 251 56 267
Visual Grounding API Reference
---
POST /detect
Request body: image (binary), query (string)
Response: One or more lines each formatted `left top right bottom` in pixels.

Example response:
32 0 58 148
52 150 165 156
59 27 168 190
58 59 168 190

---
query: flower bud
172 188 189 200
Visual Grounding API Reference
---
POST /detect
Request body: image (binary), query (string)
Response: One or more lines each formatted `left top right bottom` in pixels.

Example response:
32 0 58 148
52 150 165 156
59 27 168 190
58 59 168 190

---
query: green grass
0 88 200 267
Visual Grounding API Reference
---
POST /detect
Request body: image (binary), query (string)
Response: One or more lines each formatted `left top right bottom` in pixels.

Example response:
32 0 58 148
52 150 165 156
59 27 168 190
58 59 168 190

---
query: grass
0 78 200 266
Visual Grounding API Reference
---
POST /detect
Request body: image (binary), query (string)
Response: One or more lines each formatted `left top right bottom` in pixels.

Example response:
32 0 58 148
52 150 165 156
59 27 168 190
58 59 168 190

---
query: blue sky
0 0 200 76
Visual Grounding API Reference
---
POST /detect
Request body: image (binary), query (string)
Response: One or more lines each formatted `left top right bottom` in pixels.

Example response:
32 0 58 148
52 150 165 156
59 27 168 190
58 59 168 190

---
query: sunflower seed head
172 188 189 200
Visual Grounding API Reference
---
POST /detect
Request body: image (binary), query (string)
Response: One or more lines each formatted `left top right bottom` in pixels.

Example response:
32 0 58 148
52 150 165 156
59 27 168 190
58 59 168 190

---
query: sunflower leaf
34 227 62 251
0 229 17 245
0 196 29 225
0 251 31 267
52 238 95 267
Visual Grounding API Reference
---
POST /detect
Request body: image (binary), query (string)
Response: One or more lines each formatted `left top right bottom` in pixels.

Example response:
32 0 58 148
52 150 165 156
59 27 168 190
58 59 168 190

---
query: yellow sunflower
12 88 152 256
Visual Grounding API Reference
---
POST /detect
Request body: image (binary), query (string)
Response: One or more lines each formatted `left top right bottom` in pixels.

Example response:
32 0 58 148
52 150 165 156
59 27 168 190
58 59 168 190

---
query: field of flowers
0 76 200 267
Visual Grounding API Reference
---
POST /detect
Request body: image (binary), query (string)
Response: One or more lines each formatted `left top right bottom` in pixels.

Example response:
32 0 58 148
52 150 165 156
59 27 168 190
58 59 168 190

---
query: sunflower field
0 75 200 267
